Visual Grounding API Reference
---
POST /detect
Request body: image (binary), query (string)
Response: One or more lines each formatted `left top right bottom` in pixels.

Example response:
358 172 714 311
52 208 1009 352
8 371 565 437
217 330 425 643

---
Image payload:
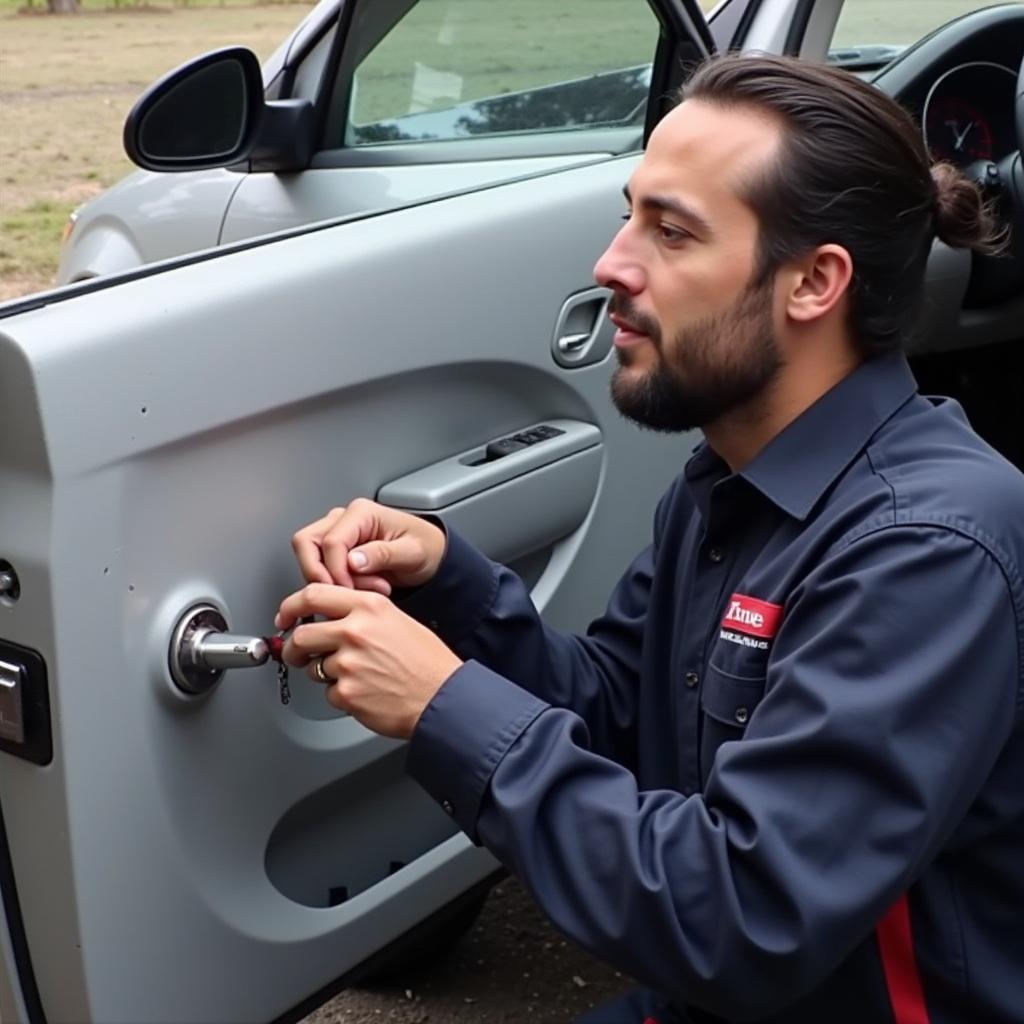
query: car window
344 0 661 146
830 0 1024 70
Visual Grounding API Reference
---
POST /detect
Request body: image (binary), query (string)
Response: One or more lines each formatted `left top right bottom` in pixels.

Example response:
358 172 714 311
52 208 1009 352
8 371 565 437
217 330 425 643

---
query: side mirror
123 47 264 172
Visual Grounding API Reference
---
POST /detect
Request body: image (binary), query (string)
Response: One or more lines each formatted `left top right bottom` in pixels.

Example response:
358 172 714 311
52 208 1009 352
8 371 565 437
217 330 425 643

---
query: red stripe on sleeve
876 895 931 1024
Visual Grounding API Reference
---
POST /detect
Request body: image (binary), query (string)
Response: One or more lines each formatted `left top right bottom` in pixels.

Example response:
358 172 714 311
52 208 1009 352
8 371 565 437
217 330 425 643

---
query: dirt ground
303 879 634 1024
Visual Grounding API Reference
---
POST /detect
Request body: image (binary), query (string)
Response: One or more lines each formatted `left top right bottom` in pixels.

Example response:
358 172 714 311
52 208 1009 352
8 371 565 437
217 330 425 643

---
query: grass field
0 0 315 296
0 0 1014 300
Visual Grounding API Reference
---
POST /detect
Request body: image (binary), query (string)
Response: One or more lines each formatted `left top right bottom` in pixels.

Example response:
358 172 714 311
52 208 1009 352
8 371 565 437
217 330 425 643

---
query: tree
47 0 81 13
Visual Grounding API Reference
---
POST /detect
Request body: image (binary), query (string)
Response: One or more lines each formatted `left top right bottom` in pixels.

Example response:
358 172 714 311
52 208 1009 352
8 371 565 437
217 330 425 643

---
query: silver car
6 1 1024 1022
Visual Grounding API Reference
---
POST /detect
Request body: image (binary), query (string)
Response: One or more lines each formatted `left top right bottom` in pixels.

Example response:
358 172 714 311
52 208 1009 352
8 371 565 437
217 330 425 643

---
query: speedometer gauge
921 62 1016 169
925 97 994 163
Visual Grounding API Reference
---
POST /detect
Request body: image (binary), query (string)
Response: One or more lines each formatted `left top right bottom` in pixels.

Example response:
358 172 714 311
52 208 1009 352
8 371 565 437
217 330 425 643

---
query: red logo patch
721 594 783 639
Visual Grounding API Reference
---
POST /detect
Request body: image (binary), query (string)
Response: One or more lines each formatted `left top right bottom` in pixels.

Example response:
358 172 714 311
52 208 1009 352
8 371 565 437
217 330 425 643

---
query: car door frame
290 0 717 172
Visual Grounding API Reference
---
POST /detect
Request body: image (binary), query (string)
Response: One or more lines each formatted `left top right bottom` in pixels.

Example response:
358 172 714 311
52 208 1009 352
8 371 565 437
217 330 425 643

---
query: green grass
0 199 76 278
832 0 1024 47
0 2 313 297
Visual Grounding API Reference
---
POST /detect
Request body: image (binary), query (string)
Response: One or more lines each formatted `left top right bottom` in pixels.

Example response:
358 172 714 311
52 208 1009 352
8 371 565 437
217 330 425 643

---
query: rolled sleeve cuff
395 525 499 645
405 660 548 843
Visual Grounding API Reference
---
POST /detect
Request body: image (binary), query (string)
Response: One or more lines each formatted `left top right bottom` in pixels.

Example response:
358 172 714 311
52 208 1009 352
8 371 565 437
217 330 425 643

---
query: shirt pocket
699 662 767 785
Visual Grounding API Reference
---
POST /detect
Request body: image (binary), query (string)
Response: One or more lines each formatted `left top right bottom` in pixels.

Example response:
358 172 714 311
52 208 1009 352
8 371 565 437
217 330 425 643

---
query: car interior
872 4 1024 474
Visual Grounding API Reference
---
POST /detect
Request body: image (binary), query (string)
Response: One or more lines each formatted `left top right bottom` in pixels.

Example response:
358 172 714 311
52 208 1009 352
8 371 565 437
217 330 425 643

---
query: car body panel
0 890 29 1024
219 152 605 243
57 170 241 282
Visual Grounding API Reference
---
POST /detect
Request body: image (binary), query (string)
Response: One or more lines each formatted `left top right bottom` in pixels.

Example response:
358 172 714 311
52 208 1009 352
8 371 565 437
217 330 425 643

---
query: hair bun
930 161 1001 252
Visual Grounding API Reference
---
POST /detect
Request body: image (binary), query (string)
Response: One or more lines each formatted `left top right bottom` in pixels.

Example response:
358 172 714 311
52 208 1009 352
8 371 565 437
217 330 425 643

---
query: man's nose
593 225 644 295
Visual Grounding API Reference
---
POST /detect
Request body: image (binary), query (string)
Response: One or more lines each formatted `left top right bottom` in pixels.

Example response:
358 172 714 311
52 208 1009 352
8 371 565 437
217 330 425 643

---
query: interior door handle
551 287 613 368
557 332 592 354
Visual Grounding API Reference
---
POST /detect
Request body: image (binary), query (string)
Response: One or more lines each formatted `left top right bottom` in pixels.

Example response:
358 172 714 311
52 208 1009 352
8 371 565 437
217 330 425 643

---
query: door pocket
699 663 767 783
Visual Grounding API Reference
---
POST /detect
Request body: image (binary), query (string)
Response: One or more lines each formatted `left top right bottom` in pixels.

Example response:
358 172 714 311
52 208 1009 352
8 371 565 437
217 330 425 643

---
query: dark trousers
574 987 695 1024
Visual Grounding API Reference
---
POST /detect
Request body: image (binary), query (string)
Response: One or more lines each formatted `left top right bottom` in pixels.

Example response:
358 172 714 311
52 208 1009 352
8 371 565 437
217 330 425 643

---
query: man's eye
659 223 690 243
620 213 632 223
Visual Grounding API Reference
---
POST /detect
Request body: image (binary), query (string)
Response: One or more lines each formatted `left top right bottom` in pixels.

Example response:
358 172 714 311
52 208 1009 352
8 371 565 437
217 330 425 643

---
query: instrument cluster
922 61 1016 167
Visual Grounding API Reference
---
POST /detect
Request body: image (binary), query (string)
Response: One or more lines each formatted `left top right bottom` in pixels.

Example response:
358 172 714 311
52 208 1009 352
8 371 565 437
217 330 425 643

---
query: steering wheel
960 50 1024 305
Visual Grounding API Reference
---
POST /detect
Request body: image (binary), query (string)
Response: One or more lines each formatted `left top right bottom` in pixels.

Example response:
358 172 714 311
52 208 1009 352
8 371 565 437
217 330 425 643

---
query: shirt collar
738 352 918 521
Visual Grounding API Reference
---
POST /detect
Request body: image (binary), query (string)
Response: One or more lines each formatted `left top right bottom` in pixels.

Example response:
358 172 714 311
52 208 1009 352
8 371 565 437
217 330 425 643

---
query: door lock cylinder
169 603 270 696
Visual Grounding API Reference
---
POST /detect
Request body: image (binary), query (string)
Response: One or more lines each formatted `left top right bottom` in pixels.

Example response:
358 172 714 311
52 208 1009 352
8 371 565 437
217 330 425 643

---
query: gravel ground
303 879 635 1024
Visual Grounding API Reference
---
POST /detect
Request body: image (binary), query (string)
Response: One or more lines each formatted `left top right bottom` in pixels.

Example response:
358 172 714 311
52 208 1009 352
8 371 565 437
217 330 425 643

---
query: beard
609 276 783 433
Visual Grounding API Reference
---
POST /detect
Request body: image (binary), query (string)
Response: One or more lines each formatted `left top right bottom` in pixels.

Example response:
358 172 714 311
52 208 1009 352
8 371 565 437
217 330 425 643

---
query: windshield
830 0 1024 70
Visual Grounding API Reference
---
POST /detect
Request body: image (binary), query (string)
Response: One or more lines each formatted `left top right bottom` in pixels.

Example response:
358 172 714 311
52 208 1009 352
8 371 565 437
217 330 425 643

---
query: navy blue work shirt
400 353 1024 1023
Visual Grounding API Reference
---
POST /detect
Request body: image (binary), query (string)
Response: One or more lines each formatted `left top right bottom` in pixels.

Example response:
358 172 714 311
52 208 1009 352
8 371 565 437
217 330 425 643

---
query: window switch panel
485 424 565 462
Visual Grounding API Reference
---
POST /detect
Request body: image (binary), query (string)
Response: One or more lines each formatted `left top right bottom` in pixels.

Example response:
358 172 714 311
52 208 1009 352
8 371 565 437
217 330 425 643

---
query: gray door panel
0 155 695 1023
219 154 606 245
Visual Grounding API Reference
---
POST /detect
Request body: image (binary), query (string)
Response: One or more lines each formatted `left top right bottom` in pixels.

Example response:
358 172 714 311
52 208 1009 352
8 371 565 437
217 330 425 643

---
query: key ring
264 615 315 706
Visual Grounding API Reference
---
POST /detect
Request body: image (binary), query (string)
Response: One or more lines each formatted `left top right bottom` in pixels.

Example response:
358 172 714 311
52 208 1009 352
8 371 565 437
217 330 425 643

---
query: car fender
57 169 243 284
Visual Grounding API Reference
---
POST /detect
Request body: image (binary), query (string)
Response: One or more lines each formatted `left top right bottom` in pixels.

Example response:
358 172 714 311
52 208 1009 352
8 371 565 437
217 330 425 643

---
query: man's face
594 99 785 432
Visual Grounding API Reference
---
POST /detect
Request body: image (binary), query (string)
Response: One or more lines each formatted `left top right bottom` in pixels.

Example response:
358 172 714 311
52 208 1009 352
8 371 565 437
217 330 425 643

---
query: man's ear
785 244 853 324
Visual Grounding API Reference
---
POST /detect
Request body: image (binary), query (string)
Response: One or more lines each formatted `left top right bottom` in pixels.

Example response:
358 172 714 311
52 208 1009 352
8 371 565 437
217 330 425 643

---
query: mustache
608 294 661 342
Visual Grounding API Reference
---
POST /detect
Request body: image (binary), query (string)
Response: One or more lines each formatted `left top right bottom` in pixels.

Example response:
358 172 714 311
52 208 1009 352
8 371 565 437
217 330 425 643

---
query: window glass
831 1 1024 68
346 0 660 146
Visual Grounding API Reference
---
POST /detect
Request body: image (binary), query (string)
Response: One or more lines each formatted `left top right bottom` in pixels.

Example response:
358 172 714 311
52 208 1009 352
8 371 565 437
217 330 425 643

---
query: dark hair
679 53 1001 354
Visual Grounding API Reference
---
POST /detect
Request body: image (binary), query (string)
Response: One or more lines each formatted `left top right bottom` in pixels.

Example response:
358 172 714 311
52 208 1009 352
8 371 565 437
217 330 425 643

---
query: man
276 55 1023 1022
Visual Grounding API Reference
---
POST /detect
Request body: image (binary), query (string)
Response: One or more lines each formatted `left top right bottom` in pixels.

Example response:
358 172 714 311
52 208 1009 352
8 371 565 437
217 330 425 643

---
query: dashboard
875 4 1024 170
870 4 1024 347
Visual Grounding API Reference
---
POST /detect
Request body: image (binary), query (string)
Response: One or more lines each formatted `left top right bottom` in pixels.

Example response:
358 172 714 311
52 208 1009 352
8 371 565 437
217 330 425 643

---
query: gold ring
313 655 330 683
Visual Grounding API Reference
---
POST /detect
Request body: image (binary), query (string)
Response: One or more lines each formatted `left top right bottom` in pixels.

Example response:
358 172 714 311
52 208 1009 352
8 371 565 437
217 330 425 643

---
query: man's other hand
290 498 446 595
276 584 462 739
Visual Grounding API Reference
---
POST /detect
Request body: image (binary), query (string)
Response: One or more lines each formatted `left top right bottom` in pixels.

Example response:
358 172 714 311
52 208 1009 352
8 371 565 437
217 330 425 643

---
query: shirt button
734 706 749 725
685 671 699 688
441 799 454 815
708 547 724 563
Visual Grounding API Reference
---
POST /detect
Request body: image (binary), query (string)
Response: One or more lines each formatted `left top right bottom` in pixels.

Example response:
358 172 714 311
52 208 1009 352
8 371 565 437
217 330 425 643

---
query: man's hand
276 583 463 739
290 498 446 596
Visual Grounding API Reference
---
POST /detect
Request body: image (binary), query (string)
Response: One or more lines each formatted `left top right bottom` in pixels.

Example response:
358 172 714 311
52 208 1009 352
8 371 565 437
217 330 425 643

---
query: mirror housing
123 47 314 174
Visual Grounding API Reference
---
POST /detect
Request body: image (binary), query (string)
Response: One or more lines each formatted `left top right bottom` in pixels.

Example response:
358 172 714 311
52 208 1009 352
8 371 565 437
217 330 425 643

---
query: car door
0 2 819 1022
221 0 837 247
